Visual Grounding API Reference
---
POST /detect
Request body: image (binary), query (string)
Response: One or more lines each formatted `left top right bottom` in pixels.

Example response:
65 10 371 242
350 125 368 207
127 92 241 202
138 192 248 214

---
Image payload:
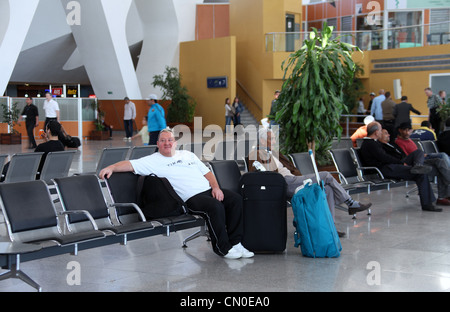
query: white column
0 0 40 96
61 0 141 99
134 0 201 98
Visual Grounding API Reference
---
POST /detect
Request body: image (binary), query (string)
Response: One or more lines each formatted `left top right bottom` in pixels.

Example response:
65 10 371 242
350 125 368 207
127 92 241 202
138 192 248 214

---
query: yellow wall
180 36 236 129
230 0 302 121
356 44 450 127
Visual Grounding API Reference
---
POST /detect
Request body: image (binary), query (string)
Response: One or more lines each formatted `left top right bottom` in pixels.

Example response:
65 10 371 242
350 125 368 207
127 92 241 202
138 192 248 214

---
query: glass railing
266 21 450 52
0 97 97 123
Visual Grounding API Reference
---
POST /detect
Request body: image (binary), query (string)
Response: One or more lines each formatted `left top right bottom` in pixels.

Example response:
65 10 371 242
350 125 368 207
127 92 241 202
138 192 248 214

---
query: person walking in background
18 97 39 149
381 91 396 140
393 95 421 129
367 92 376 113
393 95 421 139
225 98 233 131
43 92 60 132
357 98 367 122
123 97 136 141
425 88 442 136
371 89 385 122
146 94 166 145
269 90 281 125
232 96 243 126
439 90 447 105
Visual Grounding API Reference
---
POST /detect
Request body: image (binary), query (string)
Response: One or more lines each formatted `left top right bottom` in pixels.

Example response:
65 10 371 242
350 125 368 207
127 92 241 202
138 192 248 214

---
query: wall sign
207 76 228 89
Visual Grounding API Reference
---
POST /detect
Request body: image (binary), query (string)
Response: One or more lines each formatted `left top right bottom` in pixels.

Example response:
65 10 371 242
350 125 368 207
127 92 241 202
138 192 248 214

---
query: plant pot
1 133 22 145
90 130 110 140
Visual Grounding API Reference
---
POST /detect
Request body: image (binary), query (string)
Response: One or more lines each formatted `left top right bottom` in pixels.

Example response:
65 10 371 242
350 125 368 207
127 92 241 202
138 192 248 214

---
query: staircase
239 105 259 128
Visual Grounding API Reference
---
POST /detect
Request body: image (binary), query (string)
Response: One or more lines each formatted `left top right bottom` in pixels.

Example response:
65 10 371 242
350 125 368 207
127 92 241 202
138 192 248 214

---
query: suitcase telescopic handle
308 149 321 184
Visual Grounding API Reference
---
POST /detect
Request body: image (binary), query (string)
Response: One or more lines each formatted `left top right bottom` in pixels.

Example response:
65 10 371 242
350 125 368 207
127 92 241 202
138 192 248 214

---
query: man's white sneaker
234 243 254 258
224 245 242 259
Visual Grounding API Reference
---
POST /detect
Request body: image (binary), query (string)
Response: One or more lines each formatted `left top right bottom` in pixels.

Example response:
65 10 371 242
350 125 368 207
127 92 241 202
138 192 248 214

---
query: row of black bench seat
0 173 205 291
289 139 441 201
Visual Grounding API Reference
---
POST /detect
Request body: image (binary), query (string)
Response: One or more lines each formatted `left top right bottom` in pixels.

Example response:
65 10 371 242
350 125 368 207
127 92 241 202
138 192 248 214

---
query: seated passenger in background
1 121 65 181
437 118 450 156
396 122 450 167
410 121 437 141
351 115 374 147
248 128 372 232
380 128 450 205
35 121 66 178
360 121 439 212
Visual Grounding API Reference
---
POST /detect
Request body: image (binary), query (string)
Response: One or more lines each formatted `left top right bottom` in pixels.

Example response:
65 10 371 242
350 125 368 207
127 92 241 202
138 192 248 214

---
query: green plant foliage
437 98 450 125
1 102 21 134
275 23 361 165
152 66 196 123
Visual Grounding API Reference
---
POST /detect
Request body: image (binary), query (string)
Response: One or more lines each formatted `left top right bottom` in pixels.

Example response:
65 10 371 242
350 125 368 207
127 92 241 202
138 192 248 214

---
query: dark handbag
137 174 187 219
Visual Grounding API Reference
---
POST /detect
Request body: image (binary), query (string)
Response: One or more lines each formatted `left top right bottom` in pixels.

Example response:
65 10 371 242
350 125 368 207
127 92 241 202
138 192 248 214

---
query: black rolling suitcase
238 171 287 253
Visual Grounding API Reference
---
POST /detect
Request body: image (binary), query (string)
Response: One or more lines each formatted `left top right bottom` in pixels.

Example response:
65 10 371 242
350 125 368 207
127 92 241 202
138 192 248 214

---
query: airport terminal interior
0 134 449 292
1 0 450 293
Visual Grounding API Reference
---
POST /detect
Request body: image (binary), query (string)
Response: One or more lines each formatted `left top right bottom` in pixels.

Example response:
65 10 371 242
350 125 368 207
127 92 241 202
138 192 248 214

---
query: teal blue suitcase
291 150 342 258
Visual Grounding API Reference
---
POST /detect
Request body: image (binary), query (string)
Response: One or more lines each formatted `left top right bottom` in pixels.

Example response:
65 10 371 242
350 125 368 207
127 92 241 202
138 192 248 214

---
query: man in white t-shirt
99 129 253 260
43 92 60 131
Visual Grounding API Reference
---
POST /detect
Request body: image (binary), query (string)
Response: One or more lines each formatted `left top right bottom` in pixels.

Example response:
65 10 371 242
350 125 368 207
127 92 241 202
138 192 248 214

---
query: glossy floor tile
0 133 449 292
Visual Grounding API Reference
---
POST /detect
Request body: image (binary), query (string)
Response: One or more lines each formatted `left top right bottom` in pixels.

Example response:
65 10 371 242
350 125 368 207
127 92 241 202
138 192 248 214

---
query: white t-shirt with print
130 150 211 201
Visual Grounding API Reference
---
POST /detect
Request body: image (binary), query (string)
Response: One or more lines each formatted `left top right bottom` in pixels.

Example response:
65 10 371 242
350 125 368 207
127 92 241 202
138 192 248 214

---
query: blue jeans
124 119 133 138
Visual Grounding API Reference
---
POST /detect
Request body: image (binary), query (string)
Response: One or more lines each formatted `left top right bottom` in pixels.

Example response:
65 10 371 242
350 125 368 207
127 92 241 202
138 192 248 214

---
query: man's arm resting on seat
99 160 134 179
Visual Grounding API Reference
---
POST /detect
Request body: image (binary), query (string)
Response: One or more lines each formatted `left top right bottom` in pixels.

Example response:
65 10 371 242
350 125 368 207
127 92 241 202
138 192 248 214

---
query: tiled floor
0 132 450 292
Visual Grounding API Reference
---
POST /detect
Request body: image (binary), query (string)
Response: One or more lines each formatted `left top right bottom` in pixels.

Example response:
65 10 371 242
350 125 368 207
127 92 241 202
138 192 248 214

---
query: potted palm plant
275 23 361 165
1 101 22 145
152 66 196 129
90 100 110 140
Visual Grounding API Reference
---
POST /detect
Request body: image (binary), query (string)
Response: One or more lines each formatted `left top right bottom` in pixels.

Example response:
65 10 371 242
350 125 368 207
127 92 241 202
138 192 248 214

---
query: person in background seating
351 115 374 147
1 121 65 181
248 128 372 237
410 121 436 141
437 118 450 156
380 128 450 207
360 121 439 212
34 121 66 178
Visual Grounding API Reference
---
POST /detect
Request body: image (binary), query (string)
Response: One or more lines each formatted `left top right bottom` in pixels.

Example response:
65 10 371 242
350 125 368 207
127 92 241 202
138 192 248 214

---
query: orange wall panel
214 5 230 38
98 99 169 132
196 5 214 40
196 4 230 41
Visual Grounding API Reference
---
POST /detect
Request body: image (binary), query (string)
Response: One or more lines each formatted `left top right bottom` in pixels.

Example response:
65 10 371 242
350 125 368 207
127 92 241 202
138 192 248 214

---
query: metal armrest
109 203 147 222
59 210 99 230
328 171 347 184
356 166 386 179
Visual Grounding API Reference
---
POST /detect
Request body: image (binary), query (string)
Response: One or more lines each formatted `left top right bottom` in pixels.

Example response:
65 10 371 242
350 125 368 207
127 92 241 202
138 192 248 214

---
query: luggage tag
294 178 313 194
